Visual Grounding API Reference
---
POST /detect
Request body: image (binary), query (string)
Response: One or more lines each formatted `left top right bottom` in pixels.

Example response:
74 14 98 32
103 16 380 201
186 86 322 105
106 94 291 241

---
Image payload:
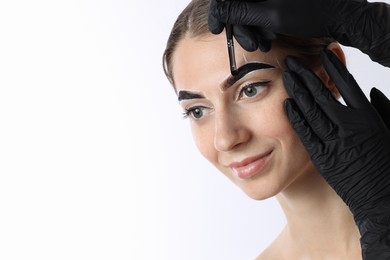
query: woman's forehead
172 34 287 86
177 33 288 69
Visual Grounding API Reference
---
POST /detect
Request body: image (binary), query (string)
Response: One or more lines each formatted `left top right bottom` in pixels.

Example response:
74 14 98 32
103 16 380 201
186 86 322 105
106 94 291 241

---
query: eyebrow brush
225 24 238 76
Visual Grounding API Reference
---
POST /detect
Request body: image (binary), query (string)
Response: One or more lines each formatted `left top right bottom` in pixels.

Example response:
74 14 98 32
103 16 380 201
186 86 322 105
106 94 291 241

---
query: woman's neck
275 169 361 259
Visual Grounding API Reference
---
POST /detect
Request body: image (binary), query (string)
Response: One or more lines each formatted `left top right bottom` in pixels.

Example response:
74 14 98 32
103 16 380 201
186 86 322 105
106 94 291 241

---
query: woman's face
172 33 316 200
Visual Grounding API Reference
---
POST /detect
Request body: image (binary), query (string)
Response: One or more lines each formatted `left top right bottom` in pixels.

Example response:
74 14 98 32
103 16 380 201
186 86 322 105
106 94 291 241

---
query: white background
0 1 389 259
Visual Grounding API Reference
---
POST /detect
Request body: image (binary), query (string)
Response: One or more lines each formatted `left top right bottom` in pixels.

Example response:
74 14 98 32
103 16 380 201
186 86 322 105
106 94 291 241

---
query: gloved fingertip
208 0 227 34
370 87 379 100
284 55 302 71
284 56 294 69
370 87 382 98
258 40 272 52
322 48 368 108
255 31 273 52
232 25 258 51
236 37 258 52
284 97 294 106
208 21 225 34
370 87 390 103
284 98 298 117
321 48 334 59
282 70 295 95
321 49 344 71
284 99 309 135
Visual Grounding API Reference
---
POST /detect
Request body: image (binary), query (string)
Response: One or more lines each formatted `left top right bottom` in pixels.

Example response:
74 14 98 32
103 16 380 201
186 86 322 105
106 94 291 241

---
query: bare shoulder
255 229 286 260
255 243 281 260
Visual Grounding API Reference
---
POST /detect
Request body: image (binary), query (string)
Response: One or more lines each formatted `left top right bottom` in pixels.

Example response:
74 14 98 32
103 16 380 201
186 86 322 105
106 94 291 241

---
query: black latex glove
208 0 390 66
283 49 390 259
208 0 274 52
371 87 390 129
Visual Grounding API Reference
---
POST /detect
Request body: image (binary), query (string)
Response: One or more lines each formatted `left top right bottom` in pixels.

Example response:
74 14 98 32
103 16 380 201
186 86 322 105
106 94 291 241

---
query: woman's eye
243 86 258 97
183 106 209 120
238 81 270 100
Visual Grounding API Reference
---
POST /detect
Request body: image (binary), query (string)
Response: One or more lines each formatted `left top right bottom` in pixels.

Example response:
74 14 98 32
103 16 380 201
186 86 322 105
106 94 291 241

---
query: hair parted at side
162 0 335 87
162 0 210 86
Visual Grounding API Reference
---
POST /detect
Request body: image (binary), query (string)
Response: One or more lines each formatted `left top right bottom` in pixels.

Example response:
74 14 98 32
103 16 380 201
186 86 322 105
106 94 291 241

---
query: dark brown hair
162 0 335 86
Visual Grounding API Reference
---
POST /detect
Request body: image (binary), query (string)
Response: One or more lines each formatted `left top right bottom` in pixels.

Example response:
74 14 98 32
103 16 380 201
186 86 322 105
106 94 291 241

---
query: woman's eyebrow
178 91 204 102
222 62 275 90
177 62 275 102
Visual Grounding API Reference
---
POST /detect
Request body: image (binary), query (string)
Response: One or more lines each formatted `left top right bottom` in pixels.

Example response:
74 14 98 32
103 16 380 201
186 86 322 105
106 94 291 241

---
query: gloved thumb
208 0 225 34
370 87 390 129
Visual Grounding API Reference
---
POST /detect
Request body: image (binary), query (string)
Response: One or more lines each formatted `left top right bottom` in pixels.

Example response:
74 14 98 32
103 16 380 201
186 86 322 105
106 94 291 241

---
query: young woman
162 0 385 258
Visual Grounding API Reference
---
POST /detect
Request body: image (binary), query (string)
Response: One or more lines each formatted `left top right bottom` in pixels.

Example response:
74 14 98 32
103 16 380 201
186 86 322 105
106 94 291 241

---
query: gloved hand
371 87 390 129
283 49 390 259
208 0 390 66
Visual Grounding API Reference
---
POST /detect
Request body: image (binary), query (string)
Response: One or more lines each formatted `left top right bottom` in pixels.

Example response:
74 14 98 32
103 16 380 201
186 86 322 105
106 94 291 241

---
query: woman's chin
241 186 278 201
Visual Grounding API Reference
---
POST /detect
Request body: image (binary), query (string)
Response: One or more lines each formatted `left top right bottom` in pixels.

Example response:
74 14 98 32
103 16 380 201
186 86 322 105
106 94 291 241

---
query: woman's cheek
243 88 290 132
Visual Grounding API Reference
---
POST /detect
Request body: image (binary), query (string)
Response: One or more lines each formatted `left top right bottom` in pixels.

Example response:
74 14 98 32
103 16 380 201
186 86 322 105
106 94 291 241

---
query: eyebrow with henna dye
222 62 275 90
178 62 275 102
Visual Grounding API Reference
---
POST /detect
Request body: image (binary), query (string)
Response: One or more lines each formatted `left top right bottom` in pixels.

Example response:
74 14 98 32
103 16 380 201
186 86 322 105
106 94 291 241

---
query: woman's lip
229 151 273 179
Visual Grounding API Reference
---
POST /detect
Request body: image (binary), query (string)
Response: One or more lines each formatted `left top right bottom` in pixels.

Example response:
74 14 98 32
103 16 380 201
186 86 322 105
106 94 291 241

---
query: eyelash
237 80 271 100
182 106 208 119
182 80 272 120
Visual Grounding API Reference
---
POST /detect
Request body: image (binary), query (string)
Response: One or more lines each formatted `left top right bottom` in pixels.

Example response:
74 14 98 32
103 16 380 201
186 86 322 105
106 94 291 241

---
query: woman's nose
214 110 250 152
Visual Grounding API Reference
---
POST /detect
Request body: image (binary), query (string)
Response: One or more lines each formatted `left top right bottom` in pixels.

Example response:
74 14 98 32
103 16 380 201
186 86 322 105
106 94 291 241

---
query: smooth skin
172 32 361 259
